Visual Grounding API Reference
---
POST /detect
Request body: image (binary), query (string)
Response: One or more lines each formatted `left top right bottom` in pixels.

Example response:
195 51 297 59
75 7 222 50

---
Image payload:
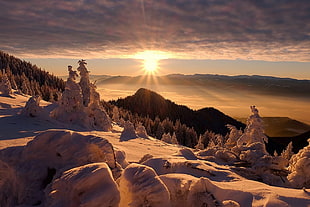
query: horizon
24 57 310 80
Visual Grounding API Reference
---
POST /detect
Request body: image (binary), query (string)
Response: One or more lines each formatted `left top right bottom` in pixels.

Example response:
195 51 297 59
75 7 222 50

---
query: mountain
238 117 310 137
111 88 245 135
97 74 310 98
267 130 310 154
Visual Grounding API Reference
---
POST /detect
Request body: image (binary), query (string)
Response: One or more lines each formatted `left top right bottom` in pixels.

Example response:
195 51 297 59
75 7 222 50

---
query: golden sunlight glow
134 50 170 74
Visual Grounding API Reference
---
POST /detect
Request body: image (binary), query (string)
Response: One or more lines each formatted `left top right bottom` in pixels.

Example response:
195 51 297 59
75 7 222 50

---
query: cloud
0 0 309 61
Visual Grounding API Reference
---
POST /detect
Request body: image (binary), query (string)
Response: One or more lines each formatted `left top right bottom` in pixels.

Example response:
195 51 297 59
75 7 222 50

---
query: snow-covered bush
161 133 172 144
21 95 42 117
120 121 137 141
225 124 242 149
136 122 148 138
46 163 120 207
118 163 170 207
197 147 238 164
288 139 310 188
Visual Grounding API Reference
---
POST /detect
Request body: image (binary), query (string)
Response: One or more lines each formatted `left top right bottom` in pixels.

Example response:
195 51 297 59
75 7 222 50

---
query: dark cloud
0 0 309 61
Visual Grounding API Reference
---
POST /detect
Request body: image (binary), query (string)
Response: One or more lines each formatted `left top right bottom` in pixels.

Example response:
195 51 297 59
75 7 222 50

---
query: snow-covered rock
46 163 120 207
118 163 170 207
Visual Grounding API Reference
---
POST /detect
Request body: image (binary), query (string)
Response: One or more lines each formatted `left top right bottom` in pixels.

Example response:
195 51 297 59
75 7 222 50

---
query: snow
0 93 310 207
118 163 170 207
46 162 120 207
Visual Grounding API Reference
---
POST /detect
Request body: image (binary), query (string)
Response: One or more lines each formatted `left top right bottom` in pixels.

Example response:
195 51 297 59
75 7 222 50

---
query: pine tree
281 142 294 161
237 106 268 147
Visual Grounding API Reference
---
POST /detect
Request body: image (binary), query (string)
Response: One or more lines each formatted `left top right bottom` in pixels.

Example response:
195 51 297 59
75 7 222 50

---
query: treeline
0 51 65 101
103 102 220 148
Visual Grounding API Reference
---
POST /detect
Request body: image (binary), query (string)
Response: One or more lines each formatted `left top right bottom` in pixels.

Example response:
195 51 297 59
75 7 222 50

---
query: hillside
0 51 65 101
111 88 245 136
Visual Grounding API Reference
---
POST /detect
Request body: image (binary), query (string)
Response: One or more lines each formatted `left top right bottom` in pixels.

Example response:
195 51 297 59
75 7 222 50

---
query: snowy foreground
0 94 309 207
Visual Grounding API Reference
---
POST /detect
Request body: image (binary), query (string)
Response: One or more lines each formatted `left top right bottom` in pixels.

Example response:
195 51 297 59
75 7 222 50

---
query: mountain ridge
110 88 245 136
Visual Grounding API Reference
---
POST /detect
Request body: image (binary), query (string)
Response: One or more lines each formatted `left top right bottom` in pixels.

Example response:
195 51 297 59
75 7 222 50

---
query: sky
0 0 309 78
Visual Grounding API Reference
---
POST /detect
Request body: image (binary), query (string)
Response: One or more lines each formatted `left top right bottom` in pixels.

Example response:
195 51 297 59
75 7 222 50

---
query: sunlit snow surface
0 93 309 207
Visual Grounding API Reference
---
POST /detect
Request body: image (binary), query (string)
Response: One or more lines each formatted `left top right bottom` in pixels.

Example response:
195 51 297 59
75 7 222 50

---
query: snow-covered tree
161 133 172 144
112 106 120 123
0 69 12 95
171 132 178 145
51 63 111 131
77 59 91 107
287 139 310 188
225 124 242 149
21 95 42 117
237 106 268 148
195 135 205 150
136 122 148 139
50 66 84 123
281 142 294 161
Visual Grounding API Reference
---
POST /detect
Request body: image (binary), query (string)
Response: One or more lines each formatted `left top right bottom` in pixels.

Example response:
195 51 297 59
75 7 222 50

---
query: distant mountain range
111 88 245 136
237 117 310 138
93 74 310 98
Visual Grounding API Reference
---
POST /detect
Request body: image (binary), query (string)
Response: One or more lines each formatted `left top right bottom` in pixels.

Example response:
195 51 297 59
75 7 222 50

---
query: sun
134 50 170 74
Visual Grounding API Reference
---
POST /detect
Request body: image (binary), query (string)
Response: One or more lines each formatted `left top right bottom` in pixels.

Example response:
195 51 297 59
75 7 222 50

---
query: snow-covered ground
0 93 309 207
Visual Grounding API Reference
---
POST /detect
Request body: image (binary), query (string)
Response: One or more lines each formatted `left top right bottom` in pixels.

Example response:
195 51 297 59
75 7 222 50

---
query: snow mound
46 163 120 207
119 163 170 207
0 130 119 206
159 173 197 207
143 158 219 179
174 148 197 160
0 160 23 207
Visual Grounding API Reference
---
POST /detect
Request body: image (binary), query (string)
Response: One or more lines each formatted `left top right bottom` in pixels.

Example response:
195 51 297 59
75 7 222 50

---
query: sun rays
133 50 170 75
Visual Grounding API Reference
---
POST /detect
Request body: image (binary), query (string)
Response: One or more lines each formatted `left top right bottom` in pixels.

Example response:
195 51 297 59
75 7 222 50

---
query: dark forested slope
0 51 65 101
